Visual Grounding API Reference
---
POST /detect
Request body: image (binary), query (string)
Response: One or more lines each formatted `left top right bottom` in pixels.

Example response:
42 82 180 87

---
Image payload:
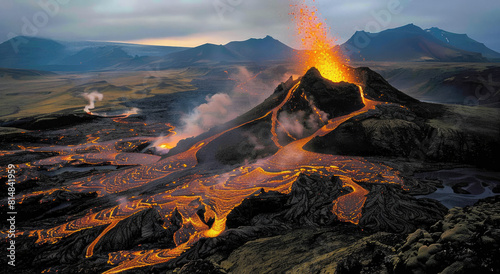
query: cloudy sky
1 0 499 51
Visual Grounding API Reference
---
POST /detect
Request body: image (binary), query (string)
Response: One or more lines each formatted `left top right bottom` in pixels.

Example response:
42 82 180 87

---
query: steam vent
1 65 499 274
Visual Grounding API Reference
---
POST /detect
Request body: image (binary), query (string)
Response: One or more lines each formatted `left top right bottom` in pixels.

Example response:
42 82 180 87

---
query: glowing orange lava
0 3 411 273
331 177 369 225
157 127 180 152
1 81 407 273
159 144 173 150
291 1 351 82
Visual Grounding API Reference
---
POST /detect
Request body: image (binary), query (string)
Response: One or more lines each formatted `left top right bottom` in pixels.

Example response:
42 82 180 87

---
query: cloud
93 0 137 14
0 0 498 51
0 0 291 46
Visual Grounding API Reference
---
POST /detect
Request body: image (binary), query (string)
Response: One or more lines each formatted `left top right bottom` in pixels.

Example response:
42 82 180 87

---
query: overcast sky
1 0 499 51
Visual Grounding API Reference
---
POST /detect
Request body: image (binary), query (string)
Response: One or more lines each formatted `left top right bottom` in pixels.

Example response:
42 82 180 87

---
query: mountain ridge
425 27 500 59
1 24 498 72
0 35 294 71
341 23 487 62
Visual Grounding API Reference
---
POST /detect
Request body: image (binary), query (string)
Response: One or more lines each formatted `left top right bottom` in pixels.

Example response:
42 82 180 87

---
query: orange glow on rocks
159 143 174 150
13 79 405 273
291 1 351 82
1 4 414 273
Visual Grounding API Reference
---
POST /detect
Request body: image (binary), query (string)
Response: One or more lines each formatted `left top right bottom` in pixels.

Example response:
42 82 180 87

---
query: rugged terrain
0 65 499 273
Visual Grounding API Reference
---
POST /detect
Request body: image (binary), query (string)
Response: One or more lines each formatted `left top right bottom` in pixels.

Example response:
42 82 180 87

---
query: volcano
1 66 499 273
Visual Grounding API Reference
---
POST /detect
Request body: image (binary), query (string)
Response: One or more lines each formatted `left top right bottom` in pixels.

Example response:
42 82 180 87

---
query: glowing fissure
301 91 327 124
271 82 301 148
86 220 120 258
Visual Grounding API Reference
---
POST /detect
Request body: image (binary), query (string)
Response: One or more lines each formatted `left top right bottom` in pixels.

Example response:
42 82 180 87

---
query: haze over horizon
1 0 499 51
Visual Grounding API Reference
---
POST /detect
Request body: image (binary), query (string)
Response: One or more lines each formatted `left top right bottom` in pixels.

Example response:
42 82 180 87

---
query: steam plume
83 91 104 114
155 66 291 152
82 91 141 117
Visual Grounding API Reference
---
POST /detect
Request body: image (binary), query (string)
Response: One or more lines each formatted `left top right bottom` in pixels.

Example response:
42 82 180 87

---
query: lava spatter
291 1 352 82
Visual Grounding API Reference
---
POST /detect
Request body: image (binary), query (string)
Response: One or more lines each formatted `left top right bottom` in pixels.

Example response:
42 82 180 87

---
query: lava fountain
291 0 352 83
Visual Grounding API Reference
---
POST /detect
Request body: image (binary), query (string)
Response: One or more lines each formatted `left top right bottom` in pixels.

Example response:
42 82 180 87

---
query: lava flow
1 2 408 274
13 73 405 274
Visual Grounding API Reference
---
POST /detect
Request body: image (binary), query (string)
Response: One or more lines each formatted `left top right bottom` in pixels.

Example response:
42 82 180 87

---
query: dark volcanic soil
0 65 499 274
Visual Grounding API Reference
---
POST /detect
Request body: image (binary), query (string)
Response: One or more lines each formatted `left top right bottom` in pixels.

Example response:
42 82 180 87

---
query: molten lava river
0 3 409 273
1 79 407 273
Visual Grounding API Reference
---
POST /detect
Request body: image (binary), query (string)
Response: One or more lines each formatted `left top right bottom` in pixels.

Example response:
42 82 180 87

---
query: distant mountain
163 36 295 67
0 36 189 71
1 28 496 72
166 43 242 66
341 24 487 62
58 46 132 70
225 35 295 61
0 67 56 79
61 40 188 57
0 35 294 71
425 27 500 59
0 36 65 69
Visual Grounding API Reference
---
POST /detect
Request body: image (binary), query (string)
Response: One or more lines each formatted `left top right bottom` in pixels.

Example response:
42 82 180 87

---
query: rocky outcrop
175 260 227 274
217 228 400 274
391 196 500 273
287 67 365 117
166 196 499 274
130 174 451 273
353 66 419 105
305 102 500 169
160 174 349 270
93 208 182 254
360 183 448 234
